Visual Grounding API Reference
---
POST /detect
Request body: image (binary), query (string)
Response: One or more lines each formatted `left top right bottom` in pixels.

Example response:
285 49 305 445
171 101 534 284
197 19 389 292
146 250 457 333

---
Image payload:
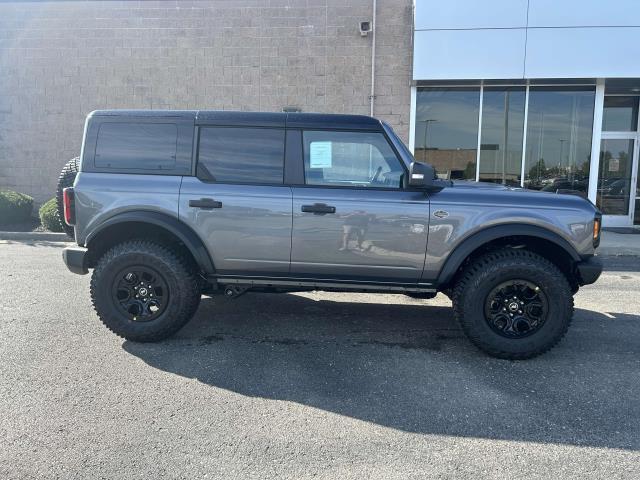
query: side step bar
207 275 437 294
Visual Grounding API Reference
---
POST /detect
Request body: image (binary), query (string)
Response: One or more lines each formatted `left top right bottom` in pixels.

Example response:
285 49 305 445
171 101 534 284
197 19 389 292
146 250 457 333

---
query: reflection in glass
602 96 638 132
415 88 480 180
597 139 634 216
478 87 526 186
524 87 595 197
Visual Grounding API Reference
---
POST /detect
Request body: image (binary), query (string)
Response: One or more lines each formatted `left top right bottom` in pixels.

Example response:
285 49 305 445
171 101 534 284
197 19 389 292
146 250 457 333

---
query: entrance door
598 96 640 227
597 135 639 226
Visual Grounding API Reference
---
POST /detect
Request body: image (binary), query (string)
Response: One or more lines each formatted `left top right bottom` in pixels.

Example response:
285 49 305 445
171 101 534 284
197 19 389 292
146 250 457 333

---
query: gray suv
62 110 602 359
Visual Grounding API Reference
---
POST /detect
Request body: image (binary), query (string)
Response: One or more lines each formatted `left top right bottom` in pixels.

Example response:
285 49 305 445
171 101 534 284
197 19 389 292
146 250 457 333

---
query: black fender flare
436 224 581 287
85 211 215 274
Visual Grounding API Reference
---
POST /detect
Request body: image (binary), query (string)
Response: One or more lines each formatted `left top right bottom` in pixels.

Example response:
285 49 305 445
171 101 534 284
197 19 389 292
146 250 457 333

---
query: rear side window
94 122 177 170
197 127 285 184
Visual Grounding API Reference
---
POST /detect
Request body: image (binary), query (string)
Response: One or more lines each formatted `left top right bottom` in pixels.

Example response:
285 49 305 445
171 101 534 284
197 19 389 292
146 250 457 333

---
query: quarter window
302 131 404 188
197 127 285 184
95 122 177 170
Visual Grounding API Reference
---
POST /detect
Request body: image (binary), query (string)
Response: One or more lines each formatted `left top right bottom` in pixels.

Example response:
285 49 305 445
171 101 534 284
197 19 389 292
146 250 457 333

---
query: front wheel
90 241 200 342
452 249 574 360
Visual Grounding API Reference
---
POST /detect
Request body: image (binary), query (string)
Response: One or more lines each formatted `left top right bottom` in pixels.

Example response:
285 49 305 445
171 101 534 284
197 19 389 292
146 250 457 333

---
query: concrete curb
598 232 640 257
598 247 640 257
0 231 70 242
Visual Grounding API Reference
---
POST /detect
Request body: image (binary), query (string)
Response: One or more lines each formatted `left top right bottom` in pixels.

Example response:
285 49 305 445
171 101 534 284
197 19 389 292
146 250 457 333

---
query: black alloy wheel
111 266 169 322
484 280 549 338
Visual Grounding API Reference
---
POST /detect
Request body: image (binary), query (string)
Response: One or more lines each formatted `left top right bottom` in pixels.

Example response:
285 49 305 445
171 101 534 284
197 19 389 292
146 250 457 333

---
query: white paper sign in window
309 141 332 168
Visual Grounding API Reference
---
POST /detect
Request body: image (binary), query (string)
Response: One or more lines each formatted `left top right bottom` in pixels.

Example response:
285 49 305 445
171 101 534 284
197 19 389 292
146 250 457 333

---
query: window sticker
309 141 332 168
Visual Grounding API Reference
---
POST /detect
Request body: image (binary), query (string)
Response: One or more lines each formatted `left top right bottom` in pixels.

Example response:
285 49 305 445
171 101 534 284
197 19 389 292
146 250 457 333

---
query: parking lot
1 240 639 479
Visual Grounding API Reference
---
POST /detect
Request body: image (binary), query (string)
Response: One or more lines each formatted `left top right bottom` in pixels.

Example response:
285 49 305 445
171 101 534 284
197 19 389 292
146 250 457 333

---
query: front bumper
576 255 602 286
62 246 88 275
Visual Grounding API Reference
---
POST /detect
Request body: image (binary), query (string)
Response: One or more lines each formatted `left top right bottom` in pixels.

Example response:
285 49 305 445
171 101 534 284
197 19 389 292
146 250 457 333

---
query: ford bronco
61 110 602 359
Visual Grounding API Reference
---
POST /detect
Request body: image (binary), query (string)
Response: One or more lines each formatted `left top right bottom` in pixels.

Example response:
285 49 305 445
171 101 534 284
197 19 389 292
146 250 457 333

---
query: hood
451 180 515 191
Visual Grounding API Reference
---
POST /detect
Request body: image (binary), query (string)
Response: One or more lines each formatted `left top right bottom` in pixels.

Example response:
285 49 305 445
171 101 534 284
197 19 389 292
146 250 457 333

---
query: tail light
63 187 76 226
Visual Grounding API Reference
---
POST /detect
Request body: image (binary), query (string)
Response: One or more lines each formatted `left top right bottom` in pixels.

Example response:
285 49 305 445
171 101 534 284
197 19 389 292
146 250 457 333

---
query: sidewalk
599 230 640 256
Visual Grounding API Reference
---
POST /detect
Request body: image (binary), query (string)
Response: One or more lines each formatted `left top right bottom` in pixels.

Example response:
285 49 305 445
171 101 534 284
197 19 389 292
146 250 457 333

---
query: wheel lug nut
502 308 506 311
518 310 522 314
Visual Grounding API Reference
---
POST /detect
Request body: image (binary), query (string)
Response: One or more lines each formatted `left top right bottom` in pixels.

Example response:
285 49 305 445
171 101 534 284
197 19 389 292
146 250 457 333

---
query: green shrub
38 197 64 232
0 190 34 225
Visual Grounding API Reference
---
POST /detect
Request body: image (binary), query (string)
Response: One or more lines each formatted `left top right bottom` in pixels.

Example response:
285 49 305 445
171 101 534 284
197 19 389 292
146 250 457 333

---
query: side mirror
409 161 435 188
408 161 449 192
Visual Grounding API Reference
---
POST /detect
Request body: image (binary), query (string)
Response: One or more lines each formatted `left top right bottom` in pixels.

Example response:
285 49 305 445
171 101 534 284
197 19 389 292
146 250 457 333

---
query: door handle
189 198 222 209
301 203 336 214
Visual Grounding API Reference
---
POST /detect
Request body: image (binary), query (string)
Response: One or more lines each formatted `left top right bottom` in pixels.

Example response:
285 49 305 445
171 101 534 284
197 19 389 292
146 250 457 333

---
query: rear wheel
452 249 573 359
90 241 200 342
56 157 79 238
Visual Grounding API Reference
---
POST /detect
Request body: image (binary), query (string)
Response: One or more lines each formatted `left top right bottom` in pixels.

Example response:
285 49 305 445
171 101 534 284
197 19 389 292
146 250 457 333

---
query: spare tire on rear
55 157 79 238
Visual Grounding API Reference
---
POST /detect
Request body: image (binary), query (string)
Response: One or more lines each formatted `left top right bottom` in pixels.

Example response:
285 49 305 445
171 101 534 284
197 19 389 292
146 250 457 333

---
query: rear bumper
62 246 88 275
576 255 602 286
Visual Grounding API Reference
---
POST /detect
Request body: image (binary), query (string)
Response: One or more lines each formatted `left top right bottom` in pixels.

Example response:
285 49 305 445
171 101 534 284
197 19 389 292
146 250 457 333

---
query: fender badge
433 210 449 219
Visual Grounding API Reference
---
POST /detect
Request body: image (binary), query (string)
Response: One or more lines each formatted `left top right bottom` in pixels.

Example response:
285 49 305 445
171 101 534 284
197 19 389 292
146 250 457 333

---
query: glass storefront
414 85 595 196
413 82 640 226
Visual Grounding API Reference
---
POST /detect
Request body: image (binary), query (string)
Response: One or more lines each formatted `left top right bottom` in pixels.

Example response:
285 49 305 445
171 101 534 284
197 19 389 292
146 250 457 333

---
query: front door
290 130 430 284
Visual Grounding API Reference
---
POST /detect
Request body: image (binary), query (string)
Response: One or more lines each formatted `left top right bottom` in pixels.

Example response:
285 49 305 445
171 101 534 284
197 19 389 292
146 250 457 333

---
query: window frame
297 128 409 191
195 125 287 186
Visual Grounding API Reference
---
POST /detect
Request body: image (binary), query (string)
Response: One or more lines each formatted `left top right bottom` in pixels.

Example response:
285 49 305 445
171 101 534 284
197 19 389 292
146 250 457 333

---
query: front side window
95 122 177 170
302 131 404 188
197 127 285 184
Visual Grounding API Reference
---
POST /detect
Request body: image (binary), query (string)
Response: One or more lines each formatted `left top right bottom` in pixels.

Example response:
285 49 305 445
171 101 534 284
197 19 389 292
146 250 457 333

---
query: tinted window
197 127 284 184
95 122 177 170
302 131 404 188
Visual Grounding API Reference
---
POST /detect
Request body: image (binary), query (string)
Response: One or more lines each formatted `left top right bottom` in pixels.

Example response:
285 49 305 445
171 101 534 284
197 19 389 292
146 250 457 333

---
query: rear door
290 129 430 284
179 125 292 276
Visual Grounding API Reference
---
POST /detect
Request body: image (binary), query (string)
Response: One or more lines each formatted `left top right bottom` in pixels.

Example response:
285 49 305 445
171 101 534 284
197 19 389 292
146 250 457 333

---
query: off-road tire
56 157 79 238
452 249 574 360
90 240 200 342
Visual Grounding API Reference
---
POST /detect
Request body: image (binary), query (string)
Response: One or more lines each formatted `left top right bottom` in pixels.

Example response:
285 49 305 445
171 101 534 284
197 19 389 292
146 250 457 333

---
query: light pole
419 119 437 162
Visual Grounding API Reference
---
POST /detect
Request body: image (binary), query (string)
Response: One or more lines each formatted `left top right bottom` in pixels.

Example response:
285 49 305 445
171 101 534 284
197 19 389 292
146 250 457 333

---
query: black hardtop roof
89 110 383 130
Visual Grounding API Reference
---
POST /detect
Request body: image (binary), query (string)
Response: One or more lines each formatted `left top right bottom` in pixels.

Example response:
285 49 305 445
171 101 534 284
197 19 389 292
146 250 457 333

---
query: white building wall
414 0 640 80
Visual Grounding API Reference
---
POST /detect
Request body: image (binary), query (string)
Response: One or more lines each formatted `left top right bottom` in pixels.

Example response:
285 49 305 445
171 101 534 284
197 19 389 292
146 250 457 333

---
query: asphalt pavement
1 240 639 479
